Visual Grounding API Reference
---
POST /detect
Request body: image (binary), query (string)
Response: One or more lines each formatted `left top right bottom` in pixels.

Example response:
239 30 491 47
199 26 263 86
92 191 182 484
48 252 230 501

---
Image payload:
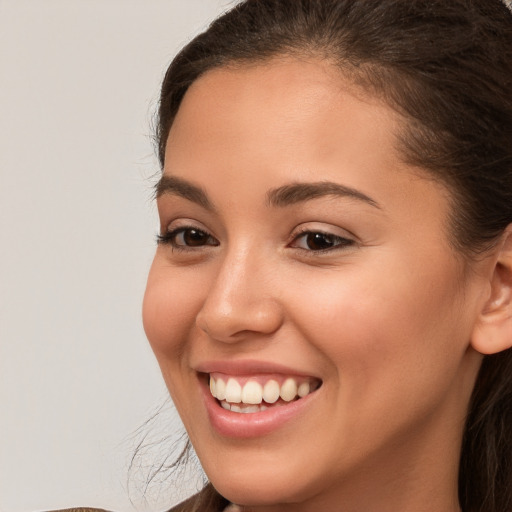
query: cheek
142 259 208 423
142 259 201 362
285 250 470 411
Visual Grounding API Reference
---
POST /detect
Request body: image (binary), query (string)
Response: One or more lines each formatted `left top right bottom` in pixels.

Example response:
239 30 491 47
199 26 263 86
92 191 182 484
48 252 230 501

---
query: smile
209 373 322 414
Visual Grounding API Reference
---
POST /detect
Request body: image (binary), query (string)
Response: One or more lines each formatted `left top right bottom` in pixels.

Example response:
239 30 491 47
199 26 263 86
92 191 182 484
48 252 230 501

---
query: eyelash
157 226 354 254
157 226 219 251
289 228 355 253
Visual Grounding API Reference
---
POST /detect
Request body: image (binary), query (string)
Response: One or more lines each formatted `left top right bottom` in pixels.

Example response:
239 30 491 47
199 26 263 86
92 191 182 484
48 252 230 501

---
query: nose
196 248 283 343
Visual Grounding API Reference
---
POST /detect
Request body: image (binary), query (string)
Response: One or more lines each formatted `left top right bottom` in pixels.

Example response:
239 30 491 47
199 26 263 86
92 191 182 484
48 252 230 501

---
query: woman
142 0 512 511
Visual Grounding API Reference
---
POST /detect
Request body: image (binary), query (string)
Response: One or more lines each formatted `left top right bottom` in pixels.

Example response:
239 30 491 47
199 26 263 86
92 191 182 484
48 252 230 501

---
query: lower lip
199 376 319 438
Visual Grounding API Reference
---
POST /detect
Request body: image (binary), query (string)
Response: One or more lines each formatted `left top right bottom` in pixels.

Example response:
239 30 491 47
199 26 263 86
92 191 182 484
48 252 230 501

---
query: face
143 58 485 510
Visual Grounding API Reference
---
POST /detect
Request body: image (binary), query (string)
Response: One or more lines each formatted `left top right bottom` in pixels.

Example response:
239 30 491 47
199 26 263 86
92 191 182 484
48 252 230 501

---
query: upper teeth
209 375 316 405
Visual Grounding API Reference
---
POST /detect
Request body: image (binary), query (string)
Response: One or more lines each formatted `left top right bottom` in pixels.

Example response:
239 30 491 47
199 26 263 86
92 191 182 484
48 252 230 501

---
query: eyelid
157 221 219 249
159 217 216 238
288 225 357 253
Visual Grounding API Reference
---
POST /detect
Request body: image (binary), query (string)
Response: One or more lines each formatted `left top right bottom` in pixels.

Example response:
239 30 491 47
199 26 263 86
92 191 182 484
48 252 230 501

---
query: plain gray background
0 1 237 510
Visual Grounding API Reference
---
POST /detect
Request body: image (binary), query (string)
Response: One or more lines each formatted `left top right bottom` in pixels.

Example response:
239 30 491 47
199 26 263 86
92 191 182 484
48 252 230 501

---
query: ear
471 226 512 355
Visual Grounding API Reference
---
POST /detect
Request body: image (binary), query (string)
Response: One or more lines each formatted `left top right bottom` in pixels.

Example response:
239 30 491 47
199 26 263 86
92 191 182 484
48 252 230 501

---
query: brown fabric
167 483 229 512
47 484 228 512
50 509 112 512
167 493 199 512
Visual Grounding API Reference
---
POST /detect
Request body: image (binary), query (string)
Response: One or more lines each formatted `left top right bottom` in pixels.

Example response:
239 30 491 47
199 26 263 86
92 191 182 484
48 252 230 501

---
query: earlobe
471 226 512 355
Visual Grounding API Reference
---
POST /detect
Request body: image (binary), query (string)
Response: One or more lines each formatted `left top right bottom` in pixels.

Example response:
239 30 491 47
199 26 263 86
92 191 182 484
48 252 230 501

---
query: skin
143 57 501 512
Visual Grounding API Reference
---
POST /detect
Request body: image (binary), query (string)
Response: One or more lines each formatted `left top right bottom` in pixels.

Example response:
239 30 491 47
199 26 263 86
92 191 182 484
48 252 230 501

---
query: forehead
165 57 407 190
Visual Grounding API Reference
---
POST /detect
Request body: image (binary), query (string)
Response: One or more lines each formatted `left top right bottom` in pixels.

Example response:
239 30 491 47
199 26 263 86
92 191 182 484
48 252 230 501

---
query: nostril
195 268 284 342
196 302 283 343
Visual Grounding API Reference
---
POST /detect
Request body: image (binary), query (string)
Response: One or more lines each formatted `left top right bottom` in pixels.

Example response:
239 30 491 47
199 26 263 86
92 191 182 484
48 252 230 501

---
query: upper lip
194 359 321 379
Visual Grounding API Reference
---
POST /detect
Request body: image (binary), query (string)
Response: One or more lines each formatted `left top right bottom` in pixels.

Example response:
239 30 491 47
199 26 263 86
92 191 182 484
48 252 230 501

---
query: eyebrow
155 175 215 211
155 175 380 211
266 181 381 209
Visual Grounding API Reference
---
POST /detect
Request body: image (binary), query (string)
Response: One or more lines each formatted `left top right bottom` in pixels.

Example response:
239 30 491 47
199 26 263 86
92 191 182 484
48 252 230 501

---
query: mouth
207 373 322 414
194 361 324 437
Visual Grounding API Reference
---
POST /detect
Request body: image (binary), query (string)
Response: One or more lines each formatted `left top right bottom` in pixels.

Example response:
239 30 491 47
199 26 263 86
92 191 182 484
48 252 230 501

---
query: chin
209 470 302 507
198 447 323 507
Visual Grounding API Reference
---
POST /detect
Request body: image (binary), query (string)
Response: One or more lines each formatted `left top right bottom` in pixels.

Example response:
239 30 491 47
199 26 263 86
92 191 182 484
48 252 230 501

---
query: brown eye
176 228 211 247
306 233 335 250
157 227 219 248
292 231 353 251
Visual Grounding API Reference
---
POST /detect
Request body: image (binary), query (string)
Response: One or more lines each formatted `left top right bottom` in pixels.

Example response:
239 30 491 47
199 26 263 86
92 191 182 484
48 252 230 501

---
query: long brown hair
156 1 512 511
